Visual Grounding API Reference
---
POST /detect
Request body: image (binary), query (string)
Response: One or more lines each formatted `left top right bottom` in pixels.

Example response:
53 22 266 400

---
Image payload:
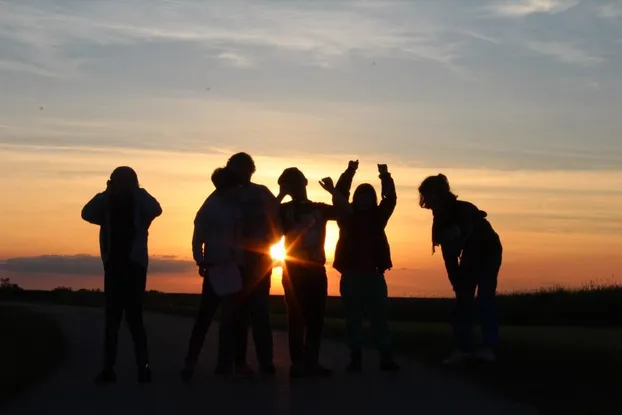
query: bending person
418 174 503 365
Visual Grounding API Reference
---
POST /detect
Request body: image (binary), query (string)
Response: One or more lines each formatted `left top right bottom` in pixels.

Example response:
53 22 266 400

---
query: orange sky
1 144 621 297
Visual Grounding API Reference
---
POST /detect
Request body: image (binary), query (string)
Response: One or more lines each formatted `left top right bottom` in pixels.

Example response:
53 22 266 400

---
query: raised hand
377 164 388 175
348 160 359 171
319 177 335 193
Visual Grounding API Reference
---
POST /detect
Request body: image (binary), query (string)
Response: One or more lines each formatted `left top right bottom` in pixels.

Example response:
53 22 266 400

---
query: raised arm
81 192 108 225
319 177 353 218
377 164 397 225
137 188 163 225
335 160 358 200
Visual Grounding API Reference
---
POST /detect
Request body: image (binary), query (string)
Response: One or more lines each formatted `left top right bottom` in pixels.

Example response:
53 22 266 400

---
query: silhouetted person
81 166 162 383
225 152 281 375
181 168 245 382
418 174 503 365
276 168 351 378
333 161 400 372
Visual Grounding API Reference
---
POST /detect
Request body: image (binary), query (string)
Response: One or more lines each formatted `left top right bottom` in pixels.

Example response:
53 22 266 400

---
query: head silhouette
352 183 377 211
108 166 139 196
211 167 239 194
226 152 256 185
418 174 457 210
278 167 308 200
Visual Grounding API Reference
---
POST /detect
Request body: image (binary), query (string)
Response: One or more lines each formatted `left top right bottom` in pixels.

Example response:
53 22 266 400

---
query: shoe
305 363 332 378
260 364 276 376
234 363 255 377
181 363 195 382
94 368 116 384
138 365 152 383
289 362 306 379
475 348 496 363
442 350 471 366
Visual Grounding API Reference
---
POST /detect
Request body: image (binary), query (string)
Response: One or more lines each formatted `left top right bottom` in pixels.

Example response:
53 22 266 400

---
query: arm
81 192 107 225
335 160 358 199
319 177 353 219
137 188 163 224
441 244 460 288
259 185 284 242
191 199 210 266
378 166 397 225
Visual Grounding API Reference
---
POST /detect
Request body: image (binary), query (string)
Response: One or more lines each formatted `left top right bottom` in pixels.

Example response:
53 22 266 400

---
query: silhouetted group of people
81 152 502 383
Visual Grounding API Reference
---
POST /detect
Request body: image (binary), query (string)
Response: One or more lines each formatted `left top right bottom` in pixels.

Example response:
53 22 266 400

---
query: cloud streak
527 40 603 65
0 255 195 276
488 0 579 17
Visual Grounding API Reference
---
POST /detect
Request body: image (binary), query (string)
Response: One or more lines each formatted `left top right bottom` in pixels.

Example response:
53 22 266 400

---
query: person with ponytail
418 174 503 365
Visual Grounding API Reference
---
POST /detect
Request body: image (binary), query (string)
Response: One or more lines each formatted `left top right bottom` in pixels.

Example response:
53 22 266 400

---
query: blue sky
1 0 621 171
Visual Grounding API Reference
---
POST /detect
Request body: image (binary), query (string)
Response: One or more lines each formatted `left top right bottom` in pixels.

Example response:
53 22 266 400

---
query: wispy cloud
596 2 622 19
217 51 253 68
489 0 579 17
527 40 603 65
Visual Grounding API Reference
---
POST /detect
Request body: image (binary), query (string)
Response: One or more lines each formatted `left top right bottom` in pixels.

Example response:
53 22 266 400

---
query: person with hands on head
276 168 351 378
418 174 503 365
333 161 400 373
181 167 245 382
81 166 162 384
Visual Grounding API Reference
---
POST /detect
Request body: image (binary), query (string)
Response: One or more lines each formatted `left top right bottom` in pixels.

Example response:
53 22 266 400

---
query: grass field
0 305 67 408
1 283 621 414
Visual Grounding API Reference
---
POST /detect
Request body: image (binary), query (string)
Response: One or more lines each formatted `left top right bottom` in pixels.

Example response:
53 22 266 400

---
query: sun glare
270 237 287 261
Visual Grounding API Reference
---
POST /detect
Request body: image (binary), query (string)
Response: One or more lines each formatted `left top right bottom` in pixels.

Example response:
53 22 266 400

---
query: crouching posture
333 161 400 372
81 166 162 383
276 168 350 378
418 174 503 365
181 167 245 381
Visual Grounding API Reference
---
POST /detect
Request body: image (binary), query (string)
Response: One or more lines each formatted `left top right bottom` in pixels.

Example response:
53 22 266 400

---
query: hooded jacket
81 188 162 268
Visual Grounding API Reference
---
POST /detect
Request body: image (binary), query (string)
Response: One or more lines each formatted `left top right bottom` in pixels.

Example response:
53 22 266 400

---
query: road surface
4 304 537 415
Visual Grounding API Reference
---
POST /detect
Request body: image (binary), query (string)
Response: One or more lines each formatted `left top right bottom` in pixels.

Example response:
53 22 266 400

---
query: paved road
4 304 537 415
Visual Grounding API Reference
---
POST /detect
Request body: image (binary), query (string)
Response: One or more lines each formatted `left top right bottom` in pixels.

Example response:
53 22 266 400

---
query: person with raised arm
333 161 400 373
418 174 503 365
81 166 162 384
276 168 351 378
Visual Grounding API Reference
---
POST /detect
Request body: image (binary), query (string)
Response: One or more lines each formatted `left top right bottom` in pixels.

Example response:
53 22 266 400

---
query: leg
102 265 124 371
477 251 502 352
366 272 398 370
452 284 477 353
340 273 365 368
123 263 149 371
248 270 274 370
216 291 239 372
283 270 305 366
301 268 328 368
185 277 221 366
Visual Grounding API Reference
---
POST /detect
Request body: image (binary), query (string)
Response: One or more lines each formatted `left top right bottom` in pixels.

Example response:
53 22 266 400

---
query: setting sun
270 237 287 262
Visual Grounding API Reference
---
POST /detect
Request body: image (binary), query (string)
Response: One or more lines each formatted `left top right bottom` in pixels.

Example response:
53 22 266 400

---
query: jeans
283 264 327 366
185 275 237 369
103 259 148 370
234 252 274 367
340 271 391 355
452 249 503 352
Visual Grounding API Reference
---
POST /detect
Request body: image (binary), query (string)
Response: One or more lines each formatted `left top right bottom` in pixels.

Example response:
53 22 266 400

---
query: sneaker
475 348 497 363
180 363 195 382
94 368 116 384
289 362 306 379
442 350 471 366
234 363 255 377
138 365 152 383
260 363 276 375
305 363 332 378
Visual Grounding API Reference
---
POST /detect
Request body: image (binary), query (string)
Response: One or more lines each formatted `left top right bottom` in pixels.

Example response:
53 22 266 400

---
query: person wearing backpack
418 174 503 365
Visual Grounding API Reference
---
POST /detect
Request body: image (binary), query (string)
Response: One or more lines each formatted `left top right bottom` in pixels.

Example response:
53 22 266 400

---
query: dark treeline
2 285 621 327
